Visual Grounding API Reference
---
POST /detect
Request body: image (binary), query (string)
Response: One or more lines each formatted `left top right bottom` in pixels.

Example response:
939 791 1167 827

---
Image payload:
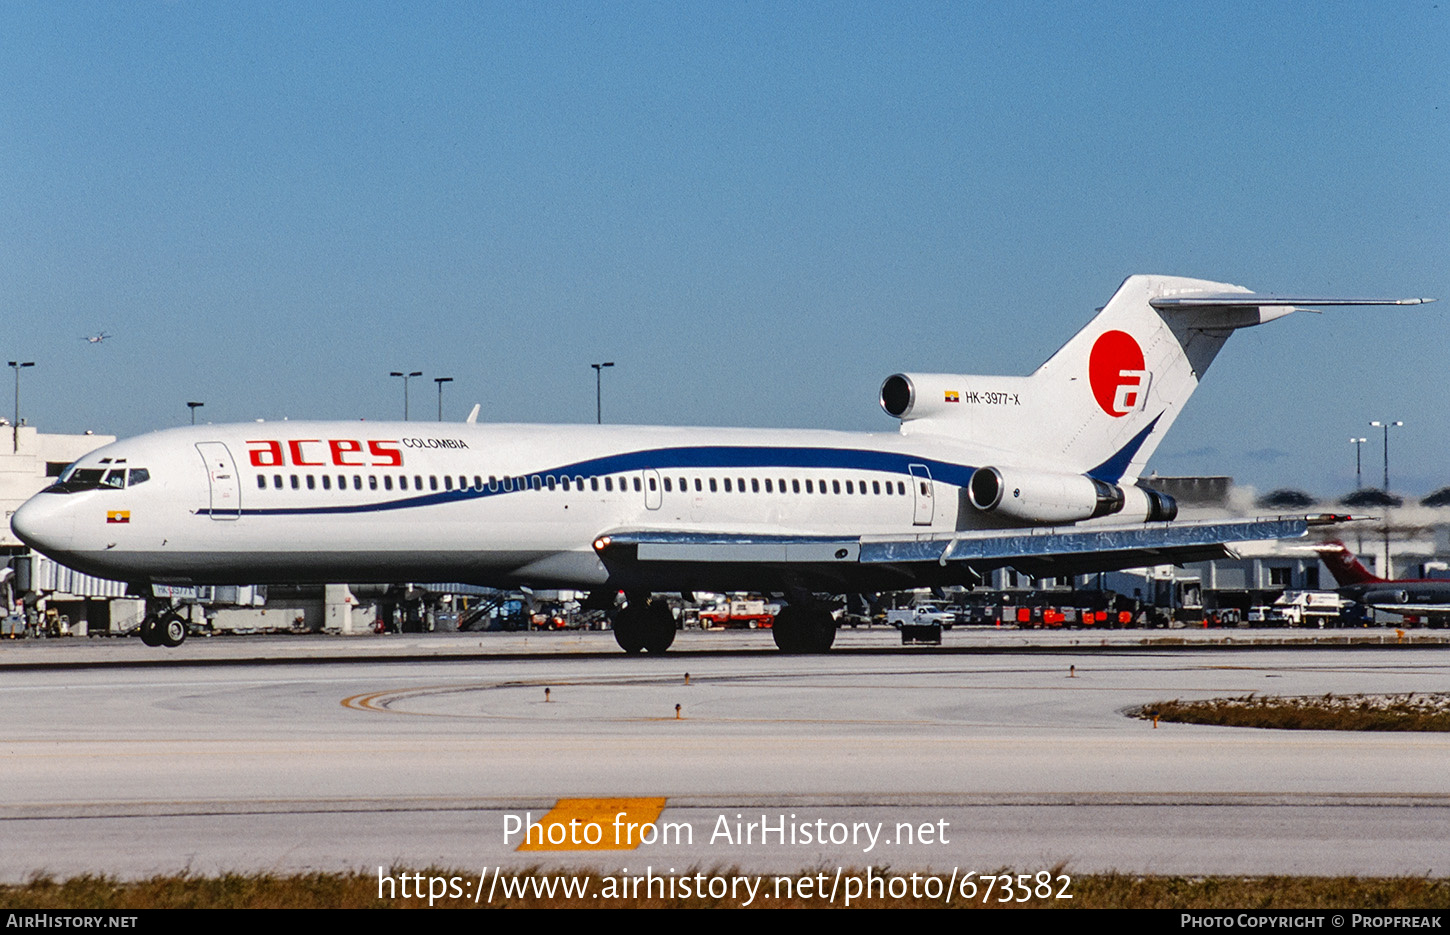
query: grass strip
3 869 1449 909
1136 692 1450 731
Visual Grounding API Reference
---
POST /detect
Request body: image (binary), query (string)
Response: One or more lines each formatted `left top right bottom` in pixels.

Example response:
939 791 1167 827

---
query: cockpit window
46 464 150 493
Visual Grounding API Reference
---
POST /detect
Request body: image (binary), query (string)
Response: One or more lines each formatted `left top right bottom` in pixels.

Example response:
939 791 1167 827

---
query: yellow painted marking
516 797 667 851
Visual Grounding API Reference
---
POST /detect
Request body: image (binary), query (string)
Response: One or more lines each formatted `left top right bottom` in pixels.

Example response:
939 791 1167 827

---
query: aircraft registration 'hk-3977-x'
11 275 1433 653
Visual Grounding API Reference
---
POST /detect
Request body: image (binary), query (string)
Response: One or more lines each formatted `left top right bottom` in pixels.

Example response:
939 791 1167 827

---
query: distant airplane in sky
83 332 113 344
14 275 1432 653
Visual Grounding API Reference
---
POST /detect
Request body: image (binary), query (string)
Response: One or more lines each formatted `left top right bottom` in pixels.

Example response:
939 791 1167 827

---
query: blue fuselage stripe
219 445 978 517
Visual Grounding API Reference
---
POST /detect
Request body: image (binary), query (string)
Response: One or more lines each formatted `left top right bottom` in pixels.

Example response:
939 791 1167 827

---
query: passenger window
833 480 841 494
562 476 571 491
414 475 423 489
751 478 759 493
764 479 773 493
490 476 499 492
546 475 556 491
474 476 483 490
605 477 613 492
274 475 283 489
384 476 393 491
632 477 641 492
400 476 409 490
445 476 454 491
899 482 906 495
663 478 671 492
369 475 378 491
256 475 266 490
354 475 362 490
306 475 316 490
590 477 599 492
805 480 813 494
873 481 881 495
845 480 853 494
724 478 732 493
648 477 656 491
792 479 800 493
709 478 717 492
884 481 893 495
429 476 438 491
322 476 331 490
291 475 300 490
694 478 702 492
503 477 514 492
819 478 827 493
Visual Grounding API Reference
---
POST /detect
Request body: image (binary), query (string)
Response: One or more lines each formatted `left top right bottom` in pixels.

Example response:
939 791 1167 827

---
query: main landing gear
611 593 676 655
771 601 837 654
137 605 188 648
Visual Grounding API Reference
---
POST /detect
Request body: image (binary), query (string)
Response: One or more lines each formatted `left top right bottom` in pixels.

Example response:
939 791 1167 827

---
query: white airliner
11 275 1431 653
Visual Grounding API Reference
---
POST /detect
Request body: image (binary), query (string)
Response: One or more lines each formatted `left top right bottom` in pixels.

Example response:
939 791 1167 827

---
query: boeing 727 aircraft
11 275 1431 653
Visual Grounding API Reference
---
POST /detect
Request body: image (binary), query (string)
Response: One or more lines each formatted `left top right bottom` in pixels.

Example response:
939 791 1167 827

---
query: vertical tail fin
886 275 1428 485
1315 540 1384 586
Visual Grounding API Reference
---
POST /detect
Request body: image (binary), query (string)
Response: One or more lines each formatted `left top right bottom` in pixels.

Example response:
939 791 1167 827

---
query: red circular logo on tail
1089 331 1148 418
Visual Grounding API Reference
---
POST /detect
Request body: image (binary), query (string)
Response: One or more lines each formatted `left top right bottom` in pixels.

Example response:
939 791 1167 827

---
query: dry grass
3 869 1450 909
1136 692 1450 731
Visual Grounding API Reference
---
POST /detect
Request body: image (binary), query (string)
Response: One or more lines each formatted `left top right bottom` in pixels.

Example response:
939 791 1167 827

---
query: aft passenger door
909 463 934 526
196 442 241 520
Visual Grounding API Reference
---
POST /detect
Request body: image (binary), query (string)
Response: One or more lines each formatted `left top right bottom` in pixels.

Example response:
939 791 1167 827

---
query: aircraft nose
10 494 75 556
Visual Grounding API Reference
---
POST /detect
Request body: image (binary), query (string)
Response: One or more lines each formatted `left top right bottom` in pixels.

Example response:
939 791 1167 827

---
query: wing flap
604 516 1307 574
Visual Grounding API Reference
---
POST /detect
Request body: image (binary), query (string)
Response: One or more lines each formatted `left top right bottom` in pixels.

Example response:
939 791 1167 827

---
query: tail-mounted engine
967 466 1177 525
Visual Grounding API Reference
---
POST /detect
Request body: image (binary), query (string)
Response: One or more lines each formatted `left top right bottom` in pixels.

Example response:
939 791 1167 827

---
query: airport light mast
591 361 614 425
8 360 33 452
1370 420 1403 491
434 377 453 422
188 401 204 425
1349 436 1367 490
390 371 423 421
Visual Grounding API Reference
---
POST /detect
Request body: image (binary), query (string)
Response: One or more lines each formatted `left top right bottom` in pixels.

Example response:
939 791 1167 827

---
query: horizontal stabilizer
1150 295 1433 308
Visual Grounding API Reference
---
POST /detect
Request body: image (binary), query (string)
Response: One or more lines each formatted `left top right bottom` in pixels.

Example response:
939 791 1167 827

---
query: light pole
1349 437 1367 490
1369 420 1403 490
188 401 205 425
591 362 614 425
8 361 33 451
390 371 422 420
434 377 453 422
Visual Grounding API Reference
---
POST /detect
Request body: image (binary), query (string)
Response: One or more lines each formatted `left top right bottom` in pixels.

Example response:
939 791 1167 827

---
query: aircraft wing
594 516 1311 591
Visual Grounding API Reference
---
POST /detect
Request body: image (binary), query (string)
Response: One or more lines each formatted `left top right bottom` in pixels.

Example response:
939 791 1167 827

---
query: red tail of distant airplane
1315 540 1384 586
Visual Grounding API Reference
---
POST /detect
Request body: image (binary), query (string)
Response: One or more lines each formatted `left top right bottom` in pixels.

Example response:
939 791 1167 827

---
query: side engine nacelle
880 373 967 422
967 466 1178 525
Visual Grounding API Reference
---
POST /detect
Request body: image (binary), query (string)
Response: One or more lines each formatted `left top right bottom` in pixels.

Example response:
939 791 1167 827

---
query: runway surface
1 629 1447 881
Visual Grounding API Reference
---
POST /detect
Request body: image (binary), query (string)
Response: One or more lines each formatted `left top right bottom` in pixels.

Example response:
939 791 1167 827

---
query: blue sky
2 2 1445 495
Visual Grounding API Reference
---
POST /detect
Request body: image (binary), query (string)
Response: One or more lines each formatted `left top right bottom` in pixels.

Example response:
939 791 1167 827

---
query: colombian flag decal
106 511 130 524
944 390 960 403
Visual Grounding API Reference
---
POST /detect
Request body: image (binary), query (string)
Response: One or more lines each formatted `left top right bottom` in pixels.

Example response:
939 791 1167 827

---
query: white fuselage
11 420 980 588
